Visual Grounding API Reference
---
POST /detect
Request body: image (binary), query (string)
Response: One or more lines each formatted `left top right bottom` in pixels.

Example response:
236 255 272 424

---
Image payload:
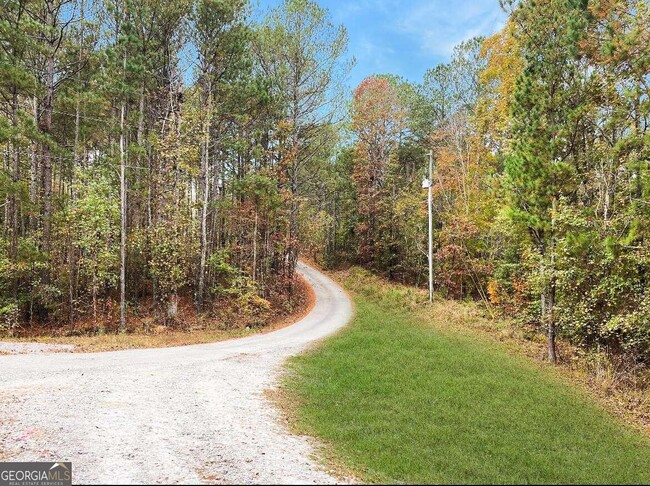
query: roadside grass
282 268 650 484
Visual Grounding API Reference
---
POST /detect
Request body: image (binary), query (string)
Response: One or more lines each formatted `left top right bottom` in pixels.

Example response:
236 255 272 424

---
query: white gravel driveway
0 262 353 485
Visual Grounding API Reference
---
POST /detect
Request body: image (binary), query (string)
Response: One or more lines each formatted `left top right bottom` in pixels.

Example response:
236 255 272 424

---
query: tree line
0 0 348 332
2 0 649 366
306 0 650 364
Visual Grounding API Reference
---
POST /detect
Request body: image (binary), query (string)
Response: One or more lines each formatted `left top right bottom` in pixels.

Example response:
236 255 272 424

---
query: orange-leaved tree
351 76 406 268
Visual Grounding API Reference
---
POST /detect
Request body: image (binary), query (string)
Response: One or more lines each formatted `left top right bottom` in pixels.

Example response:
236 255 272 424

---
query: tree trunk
253 207 258 281
546 196 558 363
10 88 20 291
119 102 127 332
30 96 38 232
92 270 97 330
288 169 299 277
119 49 127 332
546 283 557 363
40 3 56 289
197 82 211 312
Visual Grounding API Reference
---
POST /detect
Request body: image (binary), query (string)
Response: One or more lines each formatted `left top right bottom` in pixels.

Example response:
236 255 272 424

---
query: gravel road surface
0 262 353 484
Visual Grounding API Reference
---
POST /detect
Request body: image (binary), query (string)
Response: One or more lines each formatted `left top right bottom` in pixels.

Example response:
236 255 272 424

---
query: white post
428 150 434 303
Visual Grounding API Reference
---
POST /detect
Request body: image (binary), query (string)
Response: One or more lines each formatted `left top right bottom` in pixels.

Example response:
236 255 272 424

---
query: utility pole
422 150 434 303
428 150 434 303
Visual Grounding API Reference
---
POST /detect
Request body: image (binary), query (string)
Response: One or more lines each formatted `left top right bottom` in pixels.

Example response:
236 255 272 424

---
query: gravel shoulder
0 262 353 484
0 342 76 354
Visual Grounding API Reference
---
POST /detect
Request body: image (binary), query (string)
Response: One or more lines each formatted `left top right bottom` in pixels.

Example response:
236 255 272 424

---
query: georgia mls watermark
0 463 71 486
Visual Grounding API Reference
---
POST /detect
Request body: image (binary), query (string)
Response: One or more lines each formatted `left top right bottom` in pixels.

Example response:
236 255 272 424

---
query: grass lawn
282 270 650 484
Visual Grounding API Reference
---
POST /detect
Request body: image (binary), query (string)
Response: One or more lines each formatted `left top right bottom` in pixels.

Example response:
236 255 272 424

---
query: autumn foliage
351 76 406 267
310 0 650 366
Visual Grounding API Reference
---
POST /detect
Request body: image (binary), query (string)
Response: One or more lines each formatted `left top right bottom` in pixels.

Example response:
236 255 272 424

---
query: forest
1 0 649 367
0 0 349 334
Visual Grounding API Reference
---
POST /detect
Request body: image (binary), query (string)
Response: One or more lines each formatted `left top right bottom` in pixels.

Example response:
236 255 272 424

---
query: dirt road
0 262 353 484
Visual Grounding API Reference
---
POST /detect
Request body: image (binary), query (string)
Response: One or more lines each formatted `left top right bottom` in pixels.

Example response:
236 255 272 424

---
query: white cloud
394 0 506 57
321 0 507 86
356 34 396 72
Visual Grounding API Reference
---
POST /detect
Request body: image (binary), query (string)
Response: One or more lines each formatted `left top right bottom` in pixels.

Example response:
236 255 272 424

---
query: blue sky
255 0 507 88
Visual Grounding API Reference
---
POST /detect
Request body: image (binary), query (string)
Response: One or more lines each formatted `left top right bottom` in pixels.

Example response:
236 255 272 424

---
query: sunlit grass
283 270 650 484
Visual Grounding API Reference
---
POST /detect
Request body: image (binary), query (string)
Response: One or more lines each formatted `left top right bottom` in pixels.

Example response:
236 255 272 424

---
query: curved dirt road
0 262 353 484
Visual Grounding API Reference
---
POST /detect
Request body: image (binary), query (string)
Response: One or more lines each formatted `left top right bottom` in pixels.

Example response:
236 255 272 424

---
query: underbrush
2 274 313 352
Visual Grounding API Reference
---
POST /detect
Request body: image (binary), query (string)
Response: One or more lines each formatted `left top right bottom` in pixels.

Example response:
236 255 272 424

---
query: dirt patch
0 342 76 354
266 273 316 331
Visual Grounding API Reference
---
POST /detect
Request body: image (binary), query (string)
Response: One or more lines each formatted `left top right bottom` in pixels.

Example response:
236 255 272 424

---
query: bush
0 301 20 336
210 251 271 327
603 296 650 359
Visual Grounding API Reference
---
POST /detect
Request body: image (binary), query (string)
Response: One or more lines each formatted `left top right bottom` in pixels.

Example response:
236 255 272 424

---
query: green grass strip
284 294 650 484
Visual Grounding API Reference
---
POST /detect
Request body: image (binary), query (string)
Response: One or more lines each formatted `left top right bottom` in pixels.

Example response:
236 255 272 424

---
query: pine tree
505 0 590 362
254 0 349 276
194 0 250 311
